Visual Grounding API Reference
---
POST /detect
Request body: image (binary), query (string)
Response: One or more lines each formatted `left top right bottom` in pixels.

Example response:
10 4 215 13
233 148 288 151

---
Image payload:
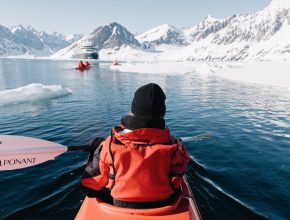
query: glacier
50 0 290 62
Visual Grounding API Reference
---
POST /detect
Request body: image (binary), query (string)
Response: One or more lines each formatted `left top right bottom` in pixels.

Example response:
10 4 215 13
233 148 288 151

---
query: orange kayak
75 66 91 70
75 177 201 220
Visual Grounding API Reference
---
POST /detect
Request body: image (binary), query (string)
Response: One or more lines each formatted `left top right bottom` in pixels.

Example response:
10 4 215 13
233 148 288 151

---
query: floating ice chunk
0 83 72 106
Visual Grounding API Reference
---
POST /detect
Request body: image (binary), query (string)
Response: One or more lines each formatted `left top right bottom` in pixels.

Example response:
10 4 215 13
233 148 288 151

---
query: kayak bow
75 177 201 220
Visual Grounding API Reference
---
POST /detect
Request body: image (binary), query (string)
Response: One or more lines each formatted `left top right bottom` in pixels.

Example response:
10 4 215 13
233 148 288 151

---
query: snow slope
0 24 81 57
1 0 290 61
136 24 187 47
52 0 290 61
109 61 290 89
52 22 140 59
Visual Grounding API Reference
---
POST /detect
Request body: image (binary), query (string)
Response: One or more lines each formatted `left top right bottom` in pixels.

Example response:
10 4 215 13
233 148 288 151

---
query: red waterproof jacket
84 62 90 67
78 62 85 68
82 126 189 202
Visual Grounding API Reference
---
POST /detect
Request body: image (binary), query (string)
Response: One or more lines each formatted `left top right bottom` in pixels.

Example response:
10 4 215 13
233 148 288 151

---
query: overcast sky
0 0 271 35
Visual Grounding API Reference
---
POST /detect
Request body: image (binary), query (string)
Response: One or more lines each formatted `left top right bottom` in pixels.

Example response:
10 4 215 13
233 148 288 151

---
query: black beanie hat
121 83 166 130
131 83 166 117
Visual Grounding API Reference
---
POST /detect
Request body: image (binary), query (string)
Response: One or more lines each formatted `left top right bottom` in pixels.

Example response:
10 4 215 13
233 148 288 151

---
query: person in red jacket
82 83 189 208
78 60 85 69
84 61 91 67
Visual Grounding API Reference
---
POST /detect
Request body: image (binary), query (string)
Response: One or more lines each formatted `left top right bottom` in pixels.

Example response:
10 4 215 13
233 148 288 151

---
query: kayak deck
75 177 201 220
75 67 91 70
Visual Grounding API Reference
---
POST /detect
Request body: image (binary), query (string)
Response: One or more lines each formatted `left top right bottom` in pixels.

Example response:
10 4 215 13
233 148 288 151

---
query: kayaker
112 59 119 65
82 83 189 208
84 61 91 67
78 60 85 69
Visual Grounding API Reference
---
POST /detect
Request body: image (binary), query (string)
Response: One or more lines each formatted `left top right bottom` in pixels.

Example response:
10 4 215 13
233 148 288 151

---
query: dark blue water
0 59 289 220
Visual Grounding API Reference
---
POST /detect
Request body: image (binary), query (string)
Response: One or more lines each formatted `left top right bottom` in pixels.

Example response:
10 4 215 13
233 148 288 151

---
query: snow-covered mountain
91 22 140 49
136 24 187 48
3 0 290 61
37 31 78 51
52 22 140 58
0 24 81 57
0 24 36 56
183 0 290 61
132 0 290 61
55 0 290 61
65 33 84 44
11 25 44 51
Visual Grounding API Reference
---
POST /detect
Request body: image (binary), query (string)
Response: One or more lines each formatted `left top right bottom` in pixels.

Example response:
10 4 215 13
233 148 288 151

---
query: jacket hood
112 126 171 145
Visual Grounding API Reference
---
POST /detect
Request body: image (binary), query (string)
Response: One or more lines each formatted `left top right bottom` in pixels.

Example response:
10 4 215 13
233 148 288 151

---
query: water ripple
1 60 290 220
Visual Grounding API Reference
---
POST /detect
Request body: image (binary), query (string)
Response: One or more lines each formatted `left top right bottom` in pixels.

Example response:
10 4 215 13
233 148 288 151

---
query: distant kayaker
84 61 91 67
82 83 189 208
78 60 85 69
112 59 120 66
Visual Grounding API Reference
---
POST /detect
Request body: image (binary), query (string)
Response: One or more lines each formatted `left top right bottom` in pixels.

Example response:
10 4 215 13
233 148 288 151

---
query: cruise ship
73 45 99 59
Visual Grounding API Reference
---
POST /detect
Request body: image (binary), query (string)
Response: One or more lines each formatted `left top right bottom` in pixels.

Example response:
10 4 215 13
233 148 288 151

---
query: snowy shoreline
1 57 289 89
109 61 290 89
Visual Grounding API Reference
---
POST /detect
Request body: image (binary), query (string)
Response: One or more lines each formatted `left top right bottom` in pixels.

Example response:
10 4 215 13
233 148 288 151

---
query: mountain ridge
2 0 290 61
0 24 82 57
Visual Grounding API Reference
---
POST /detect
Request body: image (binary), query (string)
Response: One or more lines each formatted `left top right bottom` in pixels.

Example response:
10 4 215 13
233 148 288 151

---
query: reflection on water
0 100 53 117
0 59 290 220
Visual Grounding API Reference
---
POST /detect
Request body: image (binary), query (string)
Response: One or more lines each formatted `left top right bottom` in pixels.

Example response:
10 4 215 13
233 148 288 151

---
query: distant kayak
111 60 121 66
75 176 201 220
75 66 91 70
